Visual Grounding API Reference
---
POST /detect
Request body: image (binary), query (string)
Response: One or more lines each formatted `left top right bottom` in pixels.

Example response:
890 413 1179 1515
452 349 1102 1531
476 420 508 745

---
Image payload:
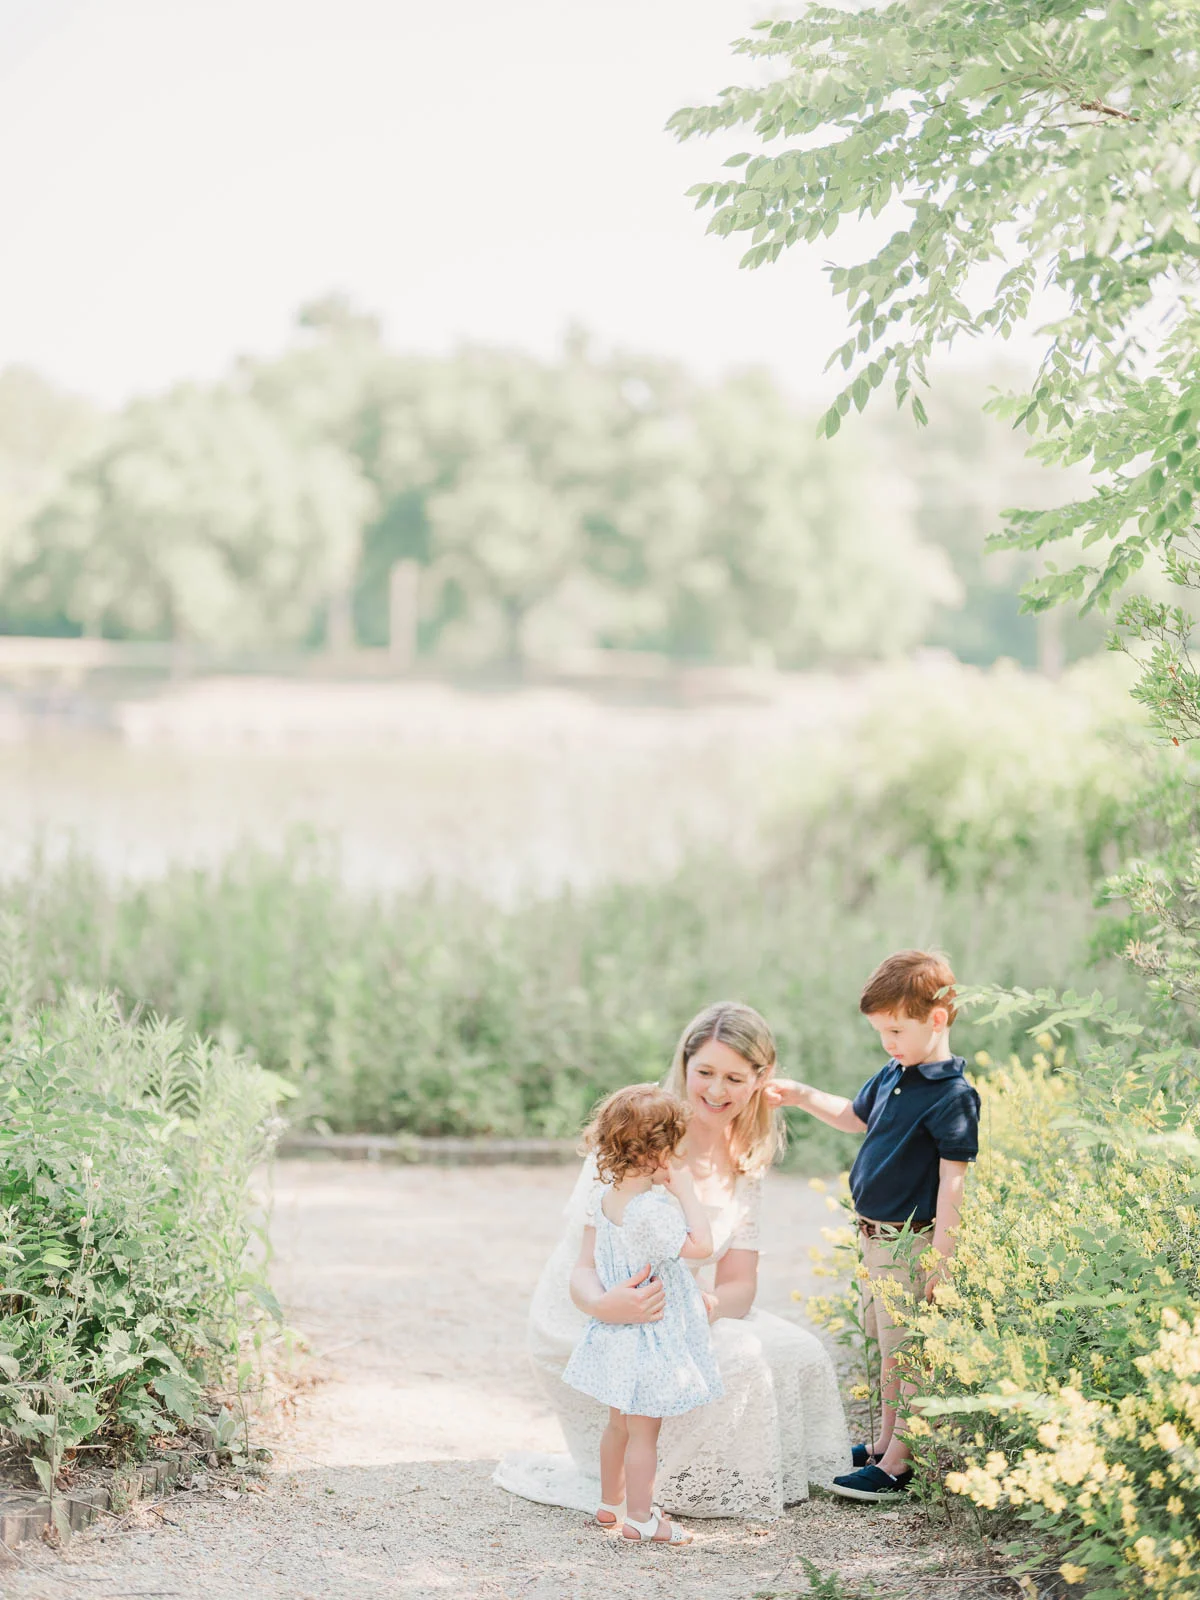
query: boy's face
865 1006 950 1068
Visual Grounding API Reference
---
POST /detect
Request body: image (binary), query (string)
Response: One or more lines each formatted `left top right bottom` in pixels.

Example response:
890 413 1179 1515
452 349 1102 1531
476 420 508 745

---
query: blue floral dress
562 1187 724 1418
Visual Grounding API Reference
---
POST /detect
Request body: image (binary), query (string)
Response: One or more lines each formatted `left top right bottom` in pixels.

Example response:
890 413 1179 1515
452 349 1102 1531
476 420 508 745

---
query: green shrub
0 939 284 1488
0 835 1137 1168
809 1004 1200 1598
764 657 1147 891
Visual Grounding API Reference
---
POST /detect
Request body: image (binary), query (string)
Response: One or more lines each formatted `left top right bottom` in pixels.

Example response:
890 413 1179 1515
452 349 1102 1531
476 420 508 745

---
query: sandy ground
0 1161 994 1600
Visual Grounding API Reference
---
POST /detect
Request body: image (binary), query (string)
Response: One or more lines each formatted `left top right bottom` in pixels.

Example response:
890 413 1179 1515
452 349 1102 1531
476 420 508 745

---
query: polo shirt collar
900 1055 965 1081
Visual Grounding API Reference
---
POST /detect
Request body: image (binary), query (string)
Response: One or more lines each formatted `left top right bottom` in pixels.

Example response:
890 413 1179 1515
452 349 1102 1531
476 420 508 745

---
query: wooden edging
0 1448 200 1552
276 1132 579 1166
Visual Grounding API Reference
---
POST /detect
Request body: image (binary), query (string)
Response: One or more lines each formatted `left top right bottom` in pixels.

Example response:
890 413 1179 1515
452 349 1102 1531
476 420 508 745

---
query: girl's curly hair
581 1083 690 1184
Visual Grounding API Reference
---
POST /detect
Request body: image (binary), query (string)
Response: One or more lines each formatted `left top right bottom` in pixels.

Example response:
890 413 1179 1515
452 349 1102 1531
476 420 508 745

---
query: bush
813 1016 1200 1598
0 838 1138 1169
0 935 284 1489
765 657 1146 891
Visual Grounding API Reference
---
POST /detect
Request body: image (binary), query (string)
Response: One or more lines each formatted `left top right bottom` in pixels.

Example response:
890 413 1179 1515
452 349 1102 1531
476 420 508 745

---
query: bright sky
0 0 1043 408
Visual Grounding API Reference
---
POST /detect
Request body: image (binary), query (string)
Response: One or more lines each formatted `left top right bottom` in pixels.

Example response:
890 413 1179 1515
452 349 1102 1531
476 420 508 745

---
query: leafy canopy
670 0 1200 644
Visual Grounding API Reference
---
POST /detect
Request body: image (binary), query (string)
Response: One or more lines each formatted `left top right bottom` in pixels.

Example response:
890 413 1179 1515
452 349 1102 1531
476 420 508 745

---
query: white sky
0 0 1046 408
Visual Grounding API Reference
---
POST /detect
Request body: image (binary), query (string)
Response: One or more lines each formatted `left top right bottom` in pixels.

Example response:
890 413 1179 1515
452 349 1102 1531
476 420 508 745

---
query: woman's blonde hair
580 1083 690 1184
661 1001 782 1175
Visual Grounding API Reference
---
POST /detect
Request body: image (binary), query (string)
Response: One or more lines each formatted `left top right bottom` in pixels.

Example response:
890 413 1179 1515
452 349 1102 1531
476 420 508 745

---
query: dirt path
1 1161 983 1600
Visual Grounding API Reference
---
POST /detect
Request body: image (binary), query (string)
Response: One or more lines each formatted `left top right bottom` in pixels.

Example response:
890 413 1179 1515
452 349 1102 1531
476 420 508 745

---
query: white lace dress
493 1158 851 1520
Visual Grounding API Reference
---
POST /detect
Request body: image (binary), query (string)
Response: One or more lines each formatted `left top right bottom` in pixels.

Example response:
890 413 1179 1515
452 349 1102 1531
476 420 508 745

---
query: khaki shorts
858 1224 929 1395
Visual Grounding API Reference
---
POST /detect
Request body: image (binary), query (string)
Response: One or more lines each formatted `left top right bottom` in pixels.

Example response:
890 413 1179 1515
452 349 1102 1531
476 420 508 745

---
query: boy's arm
925 1158 968 1299
768 1079 867 1133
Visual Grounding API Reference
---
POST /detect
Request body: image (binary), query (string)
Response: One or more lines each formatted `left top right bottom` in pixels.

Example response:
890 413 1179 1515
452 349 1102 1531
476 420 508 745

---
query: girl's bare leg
623 1414 662 1523
599 1408 628 1509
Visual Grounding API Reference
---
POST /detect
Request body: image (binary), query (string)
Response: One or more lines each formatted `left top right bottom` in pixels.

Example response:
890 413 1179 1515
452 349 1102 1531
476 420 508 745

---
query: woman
494 1002 851 1520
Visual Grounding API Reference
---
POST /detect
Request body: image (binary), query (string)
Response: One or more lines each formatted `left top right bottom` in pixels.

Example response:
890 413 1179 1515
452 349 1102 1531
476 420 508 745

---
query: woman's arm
710 1246 758 1321
568 1226 667 1324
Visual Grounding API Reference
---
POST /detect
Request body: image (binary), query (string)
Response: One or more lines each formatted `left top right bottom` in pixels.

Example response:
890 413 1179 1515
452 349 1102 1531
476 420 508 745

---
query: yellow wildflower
1058 1564 1087 1585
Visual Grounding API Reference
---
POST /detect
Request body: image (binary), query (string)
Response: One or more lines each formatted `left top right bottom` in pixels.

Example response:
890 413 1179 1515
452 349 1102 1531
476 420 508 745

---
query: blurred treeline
0 298 1111 670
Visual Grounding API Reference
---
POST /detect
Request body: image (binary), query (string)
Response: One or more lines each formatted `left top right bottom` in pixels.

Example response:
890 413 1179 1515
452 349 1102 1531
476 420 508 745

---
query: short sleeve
926 1083 981 1161
583 1179 608 1228
852 1068 886 1125
730 1171 763 1251
624 1194 689 1263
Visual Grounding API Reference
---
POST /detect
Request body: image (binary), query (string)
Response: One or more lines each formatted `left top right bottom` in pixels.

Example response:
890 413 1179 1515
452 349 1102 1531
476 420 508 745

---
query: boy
768 949 980 1502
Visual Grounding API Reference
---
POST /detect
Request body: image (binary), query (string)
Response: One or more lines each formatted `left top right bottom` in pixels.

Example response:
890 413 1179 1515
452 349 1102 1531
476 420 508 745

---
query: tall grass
5 660 1149 1169
4 829 1136 1171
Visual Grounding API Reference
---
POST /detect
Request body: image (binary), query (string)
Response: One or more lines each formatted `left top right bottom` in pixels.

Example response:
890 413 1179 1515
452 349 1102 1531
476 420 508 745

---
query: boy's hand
924 1254 950 1301
765 1078 807 1109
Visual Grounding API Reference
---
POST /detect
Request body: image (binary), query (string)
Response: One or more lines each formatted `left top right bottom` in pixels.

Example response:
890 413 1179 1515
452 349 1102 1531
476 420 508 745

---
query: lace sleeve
583 1179 607 1228
730 1171 764 1251
563 1154 602 1226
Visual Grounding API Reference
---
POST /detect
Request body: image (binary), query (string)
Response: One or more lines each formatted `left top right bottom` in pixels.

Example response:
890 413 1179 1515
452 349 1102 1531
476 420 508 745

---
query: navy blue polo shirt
849 1055 980 1224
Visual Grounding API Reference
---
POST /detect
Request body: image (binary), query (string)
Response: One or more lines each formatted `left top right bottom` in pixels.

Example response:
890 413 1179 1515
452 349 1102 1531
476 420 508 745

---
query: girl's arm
710 1247 757 1320
663 1166 714 1259
569 1226 667 1324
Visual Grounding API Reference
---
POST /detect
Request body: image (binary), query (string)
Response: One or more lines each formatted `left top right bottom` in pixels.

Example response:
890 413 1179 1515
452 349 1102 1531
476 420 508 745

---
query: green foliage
0 955 284 1484
915 1041 1199 1598
0 660 1136 1158
248 319 955 666
0 368 98 614
769 657 1144 889
671 0 1200 622
754 1563 880 1600
16 383 372 648
0 326 1014 668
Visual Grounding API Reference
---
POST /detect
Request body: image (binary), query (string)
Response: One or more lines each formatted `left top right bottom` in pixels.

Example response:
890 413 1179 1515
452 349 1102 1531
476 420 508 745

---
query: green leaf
154 1374 196 1424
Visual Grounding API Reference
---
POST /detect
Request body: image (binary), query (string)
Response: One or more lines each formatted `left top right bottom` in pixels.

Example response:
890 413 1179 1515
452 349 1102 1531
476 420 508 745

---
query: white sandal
596 1499 663 1528
620 1511 692 1546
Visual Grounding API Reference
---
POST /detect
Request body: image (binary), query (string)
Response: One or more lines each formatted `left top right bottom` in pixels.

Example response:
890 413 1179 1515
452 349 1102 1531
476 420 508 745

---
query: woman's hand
591 1264 666 1325
700 1290 720 1323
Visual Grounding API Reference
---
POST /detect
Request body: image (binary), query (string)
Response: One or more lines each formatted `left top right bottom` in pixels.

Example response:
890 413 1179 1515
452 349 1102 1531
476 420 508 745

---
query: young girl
562 1083 723 1547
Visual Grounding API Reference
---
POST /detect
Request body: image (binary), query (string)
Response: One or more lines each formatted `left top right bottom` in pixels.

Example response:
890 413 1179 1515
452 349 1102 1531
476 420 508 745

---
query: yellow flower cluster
805 1056 1200 1598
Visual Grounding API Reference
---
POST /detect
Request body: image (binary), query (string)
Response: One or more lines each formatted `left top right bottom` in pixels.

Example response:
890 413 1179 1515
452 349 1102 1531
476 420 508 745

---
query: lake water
0 674 861 897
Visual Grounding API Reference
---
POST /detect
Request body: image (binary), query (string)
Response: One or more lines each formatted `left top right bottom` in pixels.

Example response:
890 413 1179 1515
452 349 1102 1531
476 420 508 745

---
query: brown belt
858 1217 934 1239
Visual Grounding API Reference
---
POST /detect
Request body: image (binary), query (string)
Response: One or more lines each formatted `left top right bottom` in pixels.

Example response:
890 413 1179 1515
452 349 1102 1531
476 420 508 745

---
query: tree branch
1078 98 1139 121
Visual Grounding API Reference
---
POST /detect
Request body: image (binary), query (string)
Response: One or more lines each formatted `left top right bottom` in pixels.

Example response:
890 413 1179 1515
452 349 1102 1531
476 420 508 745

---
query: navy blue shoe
830 1463 913 1501
850 1443 881 1469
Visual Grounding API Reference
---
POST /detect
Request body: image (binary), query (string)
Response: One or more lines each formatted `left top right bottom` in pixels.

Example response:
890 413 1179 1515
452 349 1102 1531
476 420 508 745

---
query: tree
0 368 98 630
670 0 1200 664
637 369 959 665
20 384 371 649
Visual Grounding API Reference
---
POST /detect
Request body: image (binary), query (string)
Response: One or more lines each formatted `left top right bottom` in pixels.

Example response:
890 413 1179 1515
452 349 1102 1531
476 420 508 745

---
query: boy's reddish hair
859 949 957 1025
581 1083 690 1184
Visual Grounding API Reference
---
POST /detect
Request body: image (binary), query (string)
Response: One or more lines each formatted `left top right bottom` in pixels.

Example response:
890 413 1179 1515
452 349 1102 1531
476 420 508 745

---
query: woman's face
684 1037 762 1130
